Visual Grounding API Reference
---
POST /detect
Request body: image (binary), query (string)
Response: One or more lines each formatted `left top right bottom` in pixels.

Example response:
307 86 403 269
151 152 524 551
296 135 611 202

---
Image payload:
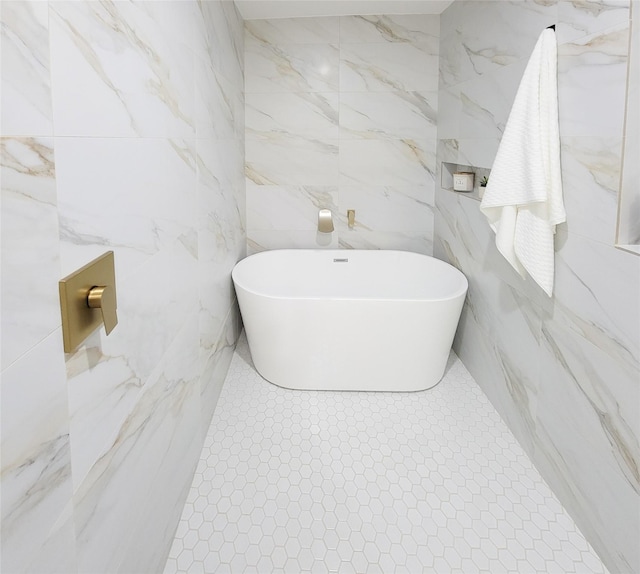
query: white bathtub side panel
237 288 465 391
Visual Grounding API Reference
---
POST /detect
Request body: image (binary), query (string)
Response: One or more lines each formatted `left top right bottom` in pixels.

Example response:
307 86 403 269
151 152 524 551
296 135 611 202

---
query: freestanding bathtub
232 250 468 392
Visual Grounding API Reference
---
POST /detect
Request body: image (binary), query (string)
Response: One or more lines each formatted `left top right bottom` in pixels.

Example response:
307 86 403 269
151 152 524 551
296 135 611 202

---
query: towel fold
480 28 565 297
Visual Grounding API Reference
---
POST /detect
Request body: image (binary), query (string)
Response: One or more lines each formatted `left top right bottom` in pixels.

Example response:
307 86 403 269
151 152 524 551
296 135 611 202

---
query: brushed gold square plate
59 251 117 353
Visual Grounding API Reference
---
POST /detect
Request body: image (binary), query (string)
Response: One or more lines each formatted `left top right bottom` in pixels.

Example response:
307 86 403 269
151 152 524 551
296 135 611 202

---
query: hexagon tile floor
164 333 608 574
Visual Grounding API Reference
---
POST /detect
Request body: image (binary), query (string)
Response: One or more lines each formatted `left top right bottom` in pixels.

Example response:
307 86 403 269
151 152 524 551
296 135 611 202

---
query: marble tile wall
434 1 639 573
245 15 439 254
0 1 245 572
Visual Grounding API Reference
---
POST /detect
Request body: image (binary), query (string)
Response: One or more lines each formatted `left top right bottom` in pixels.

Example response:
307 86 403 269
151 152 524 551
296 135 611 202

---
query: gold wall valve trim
59 251 118 353
347 209 356 228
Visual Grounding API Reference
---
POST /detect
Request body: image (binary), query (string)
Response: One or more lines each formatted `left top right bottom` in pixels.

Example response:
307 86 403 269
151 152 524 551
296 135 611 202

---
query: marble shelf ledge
441 161 491 203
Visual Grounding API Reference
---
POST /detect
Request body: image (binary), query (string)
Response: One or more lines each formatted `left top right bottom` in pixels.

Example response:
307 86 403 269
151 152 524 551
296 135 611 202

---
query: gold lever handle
87 285 118 335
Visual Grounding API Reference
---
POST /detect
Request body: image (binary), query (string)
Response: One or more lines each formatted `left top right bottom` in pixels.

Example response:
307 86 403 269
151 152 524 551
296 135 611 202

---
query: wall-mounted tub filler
317 208 334 233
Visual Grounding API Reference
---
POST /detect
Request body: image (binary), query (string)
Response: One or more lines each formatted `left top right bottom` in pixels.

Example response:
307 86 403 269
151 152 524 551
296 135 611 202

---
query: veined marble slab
72 313 202 573
340 91 437 141
50 1 195 138
196 53 244 140
1 2 246 574
245 40 339 94
436 2 638 572
1 137 61 369
558 0 630 44
339 185 434 232
246 92 339 141
0 1 53 136
339 14 440 45
245 16 339 45
199 305 240 441
247 184 338 232
198 0 244 88
340 138 436 187
247 230 339 254
558 22 629 138
246 136 339 187
66 239 199 488
338 228 434 254
439 0 557 88
0 330 76 574
340 42 439 92
559 135 623 244
55 137 198 281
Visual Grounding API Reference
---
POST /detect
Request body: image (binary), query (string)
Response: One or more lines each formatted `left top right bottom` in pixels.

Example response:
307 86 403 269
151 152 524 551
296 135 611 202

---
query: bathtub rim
232 249 469 303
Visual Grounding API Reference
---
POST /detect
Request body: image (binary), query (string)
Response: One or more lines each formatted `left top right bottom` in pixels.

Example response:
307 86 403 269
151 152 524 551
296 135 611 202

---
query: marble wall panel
340 139 435 187
435 1 638 572
0 1 53 136
247 230 340 254
557 22 629 138
435 190 544 453
246 92 339 140
195 52 244 140
55 136 198 280
552 231 639 370
455 59 528 141
121 313 202 574
340 42 439 92
0 4 75 572
246 137 339 186
339 186 434 231
536 317 639 572
66 239 199 487
197 128 245 379
0 331 75 574
1 1 245 572
200 305 241 440
339 14 440 44
337 228 434 254
245 40 340 93
247 184 338 231
245 14 440 254
194 0 246 463
1 137 61 369
558 0 631 44
194 1 243 86
49 1 195 138
439 0 557 88
72 313 202 573
340 91 437 141
246 16 339 45
559 135 622 244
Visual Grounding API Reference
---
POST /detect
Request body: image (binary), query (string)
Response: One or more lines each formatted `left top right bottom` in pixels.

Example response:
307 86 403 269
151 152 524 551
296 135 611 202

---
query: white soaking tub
232 250 468 392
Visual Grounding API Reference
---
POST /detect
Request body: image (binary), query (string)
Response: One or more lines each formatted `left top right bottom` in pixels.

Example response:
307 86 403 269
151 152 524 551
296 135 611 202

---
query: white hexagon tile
164 333 608 574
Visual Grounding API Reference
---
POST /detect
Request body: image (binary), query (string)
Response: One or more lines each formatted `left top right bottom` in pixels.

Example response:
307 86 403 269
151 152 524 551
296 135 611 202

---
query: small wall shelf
441 162 491 203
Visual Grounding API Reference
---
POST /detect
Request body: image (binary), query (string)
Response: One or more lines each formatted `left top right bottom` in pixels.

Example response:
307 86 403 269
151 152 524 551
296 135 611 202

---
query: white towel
480 28 565 297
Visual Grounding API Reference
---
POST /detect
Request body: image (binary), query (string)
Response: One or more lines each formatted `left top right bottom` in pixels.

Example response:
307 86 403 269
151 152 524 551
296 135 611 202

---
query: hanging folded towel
480 27 565 297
